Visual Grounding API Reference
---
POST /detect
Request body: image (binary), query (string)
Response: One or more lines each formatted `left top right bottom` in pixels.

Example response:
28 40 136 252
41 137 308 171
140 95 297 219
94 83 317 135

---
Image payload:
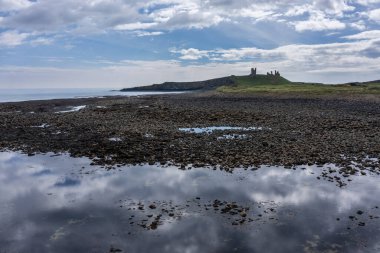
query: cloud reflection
0 152 379 252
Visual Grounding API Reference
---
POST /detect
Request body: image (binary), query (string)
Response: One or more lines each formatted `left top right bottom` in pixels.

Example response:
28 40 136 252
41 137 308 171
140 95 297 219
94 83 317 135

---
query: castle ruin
267 70 280 77
250 67 281 77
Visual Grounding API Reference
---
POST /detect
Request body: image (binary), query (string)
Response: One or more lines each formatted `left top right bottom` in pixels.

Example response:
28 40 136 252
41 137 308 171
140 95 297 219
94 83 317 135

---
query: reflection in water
217 134 248 140
55 105 87 113
178 126 265 134
0 152 379 253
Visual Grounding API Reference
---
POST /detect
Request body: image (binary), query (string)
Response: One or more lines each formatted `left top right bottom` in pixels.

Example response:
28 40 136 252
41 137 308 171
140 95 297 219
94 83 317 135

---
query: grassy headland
121 70 380 96
218 75 380 95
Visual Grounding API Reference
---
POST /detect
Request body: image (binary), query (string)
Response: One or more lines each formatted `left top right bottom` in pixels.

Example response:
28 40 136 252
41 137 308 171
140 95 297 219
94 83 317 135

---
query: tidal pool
55 105 87 114
178 126 265 134
0 152 379 253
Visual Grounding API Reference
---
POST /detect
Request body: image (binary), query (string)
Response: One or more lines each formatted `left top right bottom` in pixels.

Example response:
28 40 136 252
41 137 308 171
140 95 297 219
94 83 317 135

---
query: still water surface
0 89 182 103
0 152 379 252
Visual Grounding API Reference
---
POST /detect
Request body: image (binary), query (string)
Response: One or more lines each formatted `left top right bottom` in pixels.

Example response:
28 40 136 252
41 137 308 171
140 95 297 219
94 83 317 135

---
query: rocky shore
0 92 379 177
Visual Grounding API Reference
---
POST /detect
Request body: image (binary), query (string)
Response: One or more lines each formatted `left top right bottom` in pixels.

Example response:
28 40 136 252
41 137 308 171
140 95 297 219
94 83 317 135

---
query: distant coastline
0 89 182 103
121 76 236 92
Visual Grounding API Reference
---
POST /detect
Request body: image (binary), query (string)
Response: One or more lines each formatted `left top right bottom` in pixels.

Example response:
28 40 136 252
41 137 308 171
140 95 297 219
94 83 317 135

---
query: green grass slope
218 75 380 95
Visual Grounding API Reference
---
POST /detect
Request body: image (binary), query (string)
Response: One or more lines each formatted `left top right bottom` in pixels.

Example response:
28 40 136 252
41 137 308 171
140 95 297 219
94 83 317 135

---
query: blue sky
0 0 379 88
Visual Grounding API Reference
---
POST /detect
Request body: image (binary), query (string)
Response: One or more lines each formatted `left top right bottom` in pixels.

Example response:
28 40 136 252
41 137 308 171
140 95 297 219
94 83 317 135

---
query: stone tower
250 68 257 76
267 70 281 77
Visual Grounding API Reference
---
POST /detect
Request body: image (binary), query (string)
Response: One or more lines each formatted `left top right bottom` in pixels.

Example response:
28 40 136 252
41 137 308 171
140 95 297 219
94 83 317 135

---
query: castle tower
267 70 280 76
250 68 257 77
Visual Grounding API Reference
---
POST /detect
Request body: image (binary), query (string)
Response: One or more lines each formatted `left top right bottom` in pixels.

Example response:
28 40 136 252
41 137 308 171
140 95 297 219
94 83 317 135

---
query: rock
1 91 379 185
149 221 158 230
109 247 122 253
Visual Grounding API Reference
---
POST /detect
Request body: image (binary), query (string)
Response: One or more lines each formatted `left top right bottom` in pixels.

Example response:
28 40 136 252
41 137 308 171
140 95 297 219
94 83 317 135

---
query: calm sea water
0 89 180 103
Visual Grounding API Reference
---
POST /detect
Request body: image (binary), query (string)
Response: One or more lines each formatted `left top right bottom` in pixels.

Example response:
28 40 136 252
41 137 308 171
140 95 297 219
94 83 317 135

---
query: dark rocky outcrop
121 76 236 92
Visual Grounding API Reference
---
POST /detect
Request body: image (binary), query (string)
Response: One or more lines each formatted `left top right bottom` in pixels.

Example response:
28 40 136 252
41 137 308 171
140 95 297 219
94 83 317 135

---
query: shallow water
179 126 265 134
55 105 87 113
0 152 379 253
217 134 248 140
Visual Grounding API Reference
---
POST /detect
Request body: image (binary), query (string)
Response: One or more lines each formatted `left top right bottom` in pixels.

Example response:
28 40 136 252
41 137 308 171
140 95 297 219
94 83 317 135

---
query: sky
0 0 379 89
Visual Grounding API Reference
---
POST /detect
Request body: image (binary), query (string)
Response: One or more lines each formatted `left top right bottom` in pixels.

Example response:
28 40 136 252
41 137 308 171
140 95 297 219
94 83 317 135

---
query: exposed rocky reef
0 93 379 179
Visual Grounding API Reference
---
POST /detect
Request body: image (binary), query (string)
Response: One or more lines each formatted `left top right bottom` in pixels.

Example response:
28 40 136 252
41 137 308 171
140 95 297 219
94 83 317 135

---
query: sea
0 88 180 103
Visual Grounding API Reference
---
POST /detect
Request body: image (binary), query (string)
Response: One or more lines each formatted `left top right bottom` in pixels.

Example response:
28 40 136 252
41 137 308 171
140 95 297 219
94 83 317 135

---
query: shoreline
0 92 379 182
0 89 185 103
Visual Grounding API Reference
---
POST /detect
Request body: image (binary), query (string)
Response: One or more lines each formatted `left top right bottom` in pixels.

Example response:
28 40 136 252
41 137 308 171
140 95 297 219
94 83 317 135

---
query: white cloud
0 30 54 47
211 47 283 61
369 8 380 23
350 20 366 30
171 48 210 60
114 22 157 31
0 0 374 40
343 30 380 39
355 0 380 5
0 30 29 47
238 7 275 19
294 12 346 32
134 31 164 37
313 0 355 16
285 5 312 16
153 7 226 30
30 37 54 46
0 0 33 11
